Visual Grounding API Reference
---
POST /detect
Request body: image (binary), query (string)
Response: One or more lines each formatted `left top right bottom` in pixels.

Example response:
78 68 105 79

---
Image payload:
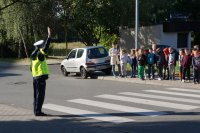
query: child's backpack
148 54 154 65
127 56 132 65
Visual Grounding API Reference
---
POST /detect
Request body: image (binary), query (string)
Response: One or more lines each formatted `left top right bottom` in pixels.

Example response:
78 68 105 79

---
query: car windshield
87 47 108 59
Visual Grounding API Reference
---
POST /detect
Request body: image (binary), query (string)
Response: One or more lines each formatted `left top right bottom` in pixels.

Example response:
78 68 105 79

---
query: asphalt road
0 64 200 133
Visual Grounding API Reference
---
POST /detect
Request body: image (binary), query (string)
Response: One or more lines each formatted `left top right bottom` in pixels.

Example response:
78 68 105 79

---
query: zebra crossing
43 87 200 124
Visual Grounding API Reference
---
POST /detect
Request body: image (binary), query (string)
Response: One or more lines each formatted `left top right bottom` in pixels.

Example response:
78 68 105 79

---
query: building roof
163 21 200 32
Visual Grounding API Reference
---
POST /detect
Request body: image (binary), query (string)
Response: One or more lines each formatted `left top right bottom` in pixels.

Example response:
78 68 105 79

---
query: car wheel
103 68 112 75
80 67 88 79
90 74 98 79
76 73 81 76
61 66 69 77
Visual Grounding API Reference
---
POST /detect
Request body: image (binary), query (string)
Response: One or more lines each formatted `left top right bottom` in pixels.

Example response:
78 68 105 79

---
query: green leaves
0 0 200 57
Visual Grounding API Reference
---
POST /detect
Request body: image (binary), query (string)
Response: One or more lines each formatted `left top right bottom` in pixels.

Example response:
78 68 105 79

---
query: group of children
109 43 200 84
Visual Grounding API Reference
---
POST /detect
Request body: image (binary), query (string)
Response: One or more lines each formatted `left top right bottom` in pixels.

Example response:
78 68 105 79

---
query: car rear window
87 47 108 59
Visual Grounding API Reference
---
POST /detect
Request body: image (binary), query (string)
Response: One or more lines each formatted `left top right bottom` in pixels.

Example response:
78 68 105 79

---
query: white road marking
145 90 200 98
119 92 200 105
95 94 199 110
68 99 166 116
166 88 200 93
43 104 134 123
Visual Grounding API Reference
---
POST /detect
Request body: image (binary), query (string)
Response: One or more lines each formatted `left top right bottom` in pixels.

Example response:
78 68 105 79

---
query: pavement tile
0 104 60 121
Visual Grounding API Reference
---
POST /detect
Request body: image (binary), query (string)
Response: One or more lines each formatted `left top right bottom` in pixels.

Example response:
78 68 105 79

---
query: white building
119 21 198 51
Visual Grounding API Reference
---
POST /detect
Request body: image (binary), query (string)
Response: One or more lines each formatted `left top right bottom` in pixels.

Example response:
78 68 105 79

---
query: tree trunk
18 25 29 58
18 39 21 58
33 24 37 42
64 9 68 56
64 22 68 56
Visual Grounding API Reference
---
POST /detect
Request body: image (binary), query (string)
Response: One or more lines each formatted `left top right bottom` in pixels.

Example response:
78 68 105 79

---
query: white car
61 46 112 79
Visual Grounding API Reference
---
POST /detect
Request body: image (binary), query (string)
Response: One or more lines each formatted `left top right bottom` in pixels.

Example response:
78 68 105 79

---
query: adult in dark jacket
30 27 51 116
156 48 164 80
192 48 200 84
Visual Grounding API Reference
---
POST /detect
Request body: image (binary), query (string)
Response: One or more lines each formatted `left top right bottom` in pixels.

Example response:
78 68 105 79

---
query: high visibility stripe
68 99 166 116
95 94 199 110
43 104 134 123
40 49 47 55
119 92 200 105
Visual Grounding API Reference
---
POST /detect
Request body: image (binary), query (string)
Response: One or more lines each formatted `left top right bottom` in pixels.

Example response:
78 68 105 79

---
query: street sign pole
135 0 139 49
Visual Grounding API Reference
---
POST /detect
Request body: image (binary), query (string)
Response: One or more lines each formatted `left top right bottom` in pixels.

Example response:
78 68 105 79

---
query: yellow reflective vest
31 49 49 77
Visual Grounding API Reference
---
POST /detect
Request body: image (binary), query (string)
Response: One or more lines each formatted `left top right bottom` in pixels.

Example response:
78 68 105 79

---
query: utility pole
135 0 139 49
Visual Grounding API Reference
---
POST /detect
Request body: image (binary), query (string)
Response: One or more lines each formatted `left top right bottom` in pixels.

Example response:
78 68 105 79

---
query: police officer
31 27 51 116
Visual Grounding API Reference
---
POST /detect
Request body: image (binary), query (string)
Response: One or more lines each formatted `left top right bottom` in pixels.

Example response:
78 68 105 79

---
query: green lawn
49 42 85 56
0 42 85 62
51 42 85 49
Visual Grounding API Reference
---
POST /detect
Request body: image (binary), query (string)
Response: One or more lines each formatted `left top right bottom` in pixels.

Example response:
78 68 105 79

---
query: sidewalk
0 104 59 122
0 104 119 133
98 76 200 89
0 58 62 67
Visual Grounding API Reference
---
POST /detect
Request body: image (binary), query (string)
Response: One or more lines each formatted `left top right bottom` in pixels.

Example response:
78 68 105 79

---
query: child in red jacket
163 48 169 80
181 48 192 82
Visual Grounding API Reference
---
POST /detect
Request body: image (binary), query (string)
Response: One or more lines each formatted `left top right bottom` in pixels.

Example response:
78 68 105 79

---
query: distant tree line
0 0 199 58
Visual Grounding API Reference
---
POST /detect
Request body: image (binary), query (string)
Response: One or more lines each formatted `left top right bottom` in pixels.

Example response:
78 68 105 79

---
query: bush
98 33 119 51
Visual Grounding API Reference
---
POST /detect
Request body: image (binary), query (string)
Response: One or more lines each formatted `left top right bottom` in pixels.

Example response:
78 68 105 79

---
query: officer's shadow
0 73 22 78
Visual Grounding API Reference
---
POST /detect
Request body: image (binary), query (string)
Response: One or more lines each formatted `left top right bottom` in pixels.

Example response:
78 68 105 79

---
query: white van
61 46 111 79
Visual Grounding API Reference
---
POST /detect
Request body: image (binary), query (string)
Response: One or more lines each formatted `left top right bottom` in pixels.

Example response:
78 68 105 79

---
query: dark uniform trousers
33 76 46 115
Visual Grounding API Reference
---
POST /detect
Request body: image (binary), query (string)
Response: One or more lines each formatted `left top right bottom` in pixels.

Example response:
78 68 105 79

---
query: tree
1 0 200 57
0 0 59 58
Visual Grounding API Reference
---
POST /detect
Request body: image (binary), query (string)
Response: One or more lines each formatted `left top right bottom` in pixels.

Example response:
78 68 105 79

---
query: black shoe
35 112 48 116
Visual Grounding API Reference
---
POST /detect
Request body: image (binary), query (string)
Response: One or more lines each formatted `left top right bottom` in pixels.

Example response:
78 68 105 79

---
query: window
68 50 76 59
87 47 108 59
177 33 188 48
77 49 84 58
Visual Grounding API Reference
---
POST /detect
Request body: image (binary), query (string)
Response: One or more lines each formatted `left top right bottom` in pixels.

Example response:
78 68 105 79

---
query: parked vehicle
61 46 112 79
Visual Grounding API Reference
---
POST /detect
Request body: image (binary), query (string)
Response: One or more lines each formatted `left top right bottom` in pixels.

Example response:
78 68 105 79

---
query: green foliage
98 32 118 50
0 0 200 58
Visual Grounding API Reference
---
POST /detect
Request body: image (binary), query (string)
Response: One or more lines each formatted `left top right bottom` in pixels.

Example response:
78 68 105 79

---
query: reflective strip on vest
40 49 47 55
31 49 49 77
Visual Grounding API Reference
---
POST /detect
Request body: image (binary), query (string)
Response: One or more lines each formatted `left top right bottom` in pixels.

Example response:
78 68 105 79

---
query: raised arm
42 27 52 53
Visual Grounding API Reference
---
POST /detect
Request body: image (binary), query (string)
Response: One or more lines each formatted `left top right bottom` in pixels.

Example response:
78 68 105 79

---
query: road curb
98 76 200 89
